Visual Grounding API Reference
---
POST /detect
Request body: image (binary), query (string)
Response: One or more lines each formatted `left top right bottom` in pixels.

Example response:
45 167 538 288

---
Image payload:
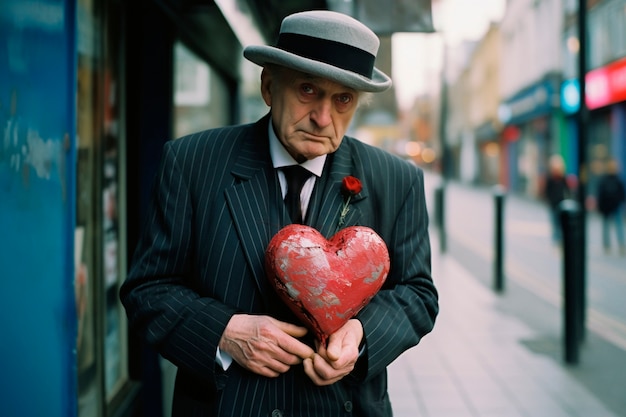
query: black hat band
276 33 375 79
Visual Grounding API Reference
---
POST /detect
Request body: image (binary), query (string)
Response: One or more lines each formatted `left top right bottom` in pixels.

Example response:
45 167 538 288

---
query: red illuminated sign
586 56 626 109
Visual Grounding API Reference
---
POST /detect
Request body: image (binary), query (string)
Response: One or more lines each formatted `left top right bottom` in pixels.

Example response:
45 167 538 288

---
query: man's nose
310 99 332 128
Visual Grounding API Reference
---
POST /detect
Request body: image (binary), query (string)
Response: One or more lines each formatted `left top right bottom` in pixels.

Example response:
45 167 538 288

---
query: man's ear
260 67 272 106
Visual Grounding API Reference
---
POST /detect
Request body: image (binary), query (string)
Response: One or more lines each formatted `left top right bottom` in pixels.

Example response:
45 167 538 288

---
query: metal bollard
559 199 583 365
434 183 446 253
493 185 506 292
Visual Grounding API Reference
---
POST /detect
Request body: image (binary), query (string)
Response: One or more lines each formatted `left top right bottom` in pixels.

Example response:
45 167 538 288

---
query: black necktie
282 165 312 224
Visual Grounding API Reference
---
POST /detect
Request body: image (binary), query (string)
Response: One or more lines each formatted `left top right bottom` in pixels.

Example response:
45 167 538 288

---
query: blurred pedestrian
543 155 571 245
596 158 626 255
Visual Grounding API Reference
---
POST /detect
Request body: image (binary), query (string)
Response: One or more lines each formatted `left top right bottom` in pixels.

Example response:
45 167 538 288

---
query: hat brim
244 45 392 93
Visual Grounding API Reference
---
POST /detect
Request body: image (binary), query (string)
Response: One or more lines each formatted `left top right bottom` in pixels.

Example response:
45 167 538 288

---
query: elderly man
120 10 438 417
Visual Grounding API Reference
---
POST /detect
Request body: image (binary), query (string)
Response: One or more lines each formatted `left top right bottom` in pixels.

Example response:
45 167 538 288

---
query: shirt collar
268 120 326 177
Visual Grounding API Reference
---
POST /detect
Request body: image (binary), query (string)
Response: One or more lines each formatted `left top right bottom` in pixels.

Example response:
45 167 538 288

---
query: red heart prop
265 224 390 344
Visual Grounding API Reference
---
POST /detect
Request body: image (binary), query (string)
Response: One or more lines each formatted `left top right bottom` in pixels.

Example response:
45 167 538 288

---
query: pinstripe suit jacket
120 114 438 417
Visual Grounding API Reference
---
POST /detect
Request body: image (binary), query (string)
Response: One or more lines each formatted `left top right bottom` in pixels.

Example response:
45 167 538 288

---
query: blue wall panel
0 1 77 416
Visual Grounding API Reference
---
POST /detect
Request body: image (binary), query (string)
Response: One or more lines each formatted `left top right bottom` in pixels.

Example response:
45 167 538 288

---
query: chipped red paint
265 224 390 344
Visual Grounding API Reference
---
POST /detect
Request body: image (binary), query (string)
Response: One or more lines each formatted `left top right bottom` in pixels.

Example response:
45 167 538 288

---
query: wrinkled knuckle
317 368 333 380
244 347 264 363
258 323 275 338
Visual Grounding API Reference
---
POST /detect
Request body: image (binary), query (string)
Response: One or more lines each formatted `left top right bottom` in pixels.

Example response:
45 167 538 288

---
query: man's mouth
301 131 328 142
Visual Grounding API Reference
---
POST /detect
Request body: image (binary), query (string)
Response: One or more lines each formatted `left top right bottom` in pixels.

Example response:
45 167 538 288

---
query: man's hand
219 314 314 377
303 318 363 386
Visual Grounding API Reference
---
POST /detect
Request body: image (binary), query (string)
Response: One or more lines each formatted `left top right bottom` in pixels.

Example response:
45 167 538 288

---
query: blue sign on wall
0 1 77 416
500 78 560 126
561 79 581 115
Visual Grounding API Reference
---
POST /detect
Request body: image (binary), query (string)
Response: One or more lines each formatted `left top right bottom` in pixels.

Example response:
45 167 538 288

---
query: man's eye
337 94 353 105
300 84 315 95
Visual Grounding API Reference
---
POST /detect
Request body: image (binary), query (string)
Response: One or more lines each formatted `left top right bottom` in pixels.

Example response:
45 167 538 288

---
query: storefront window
76 1 100 414
76 0 128 415
608 0 626 57
588 1 626 69
173 41 231 137
587 110 613 200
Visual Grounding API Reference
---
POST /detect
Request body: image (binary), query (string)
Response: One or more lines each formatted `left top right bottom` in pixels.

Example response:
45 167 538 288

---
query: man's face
261 66 360 162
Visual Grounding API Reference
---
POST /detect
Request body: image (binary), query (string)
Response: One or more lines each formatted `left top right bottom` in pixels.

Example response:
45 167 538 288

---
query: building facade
560 0 626 205
498 0 565 198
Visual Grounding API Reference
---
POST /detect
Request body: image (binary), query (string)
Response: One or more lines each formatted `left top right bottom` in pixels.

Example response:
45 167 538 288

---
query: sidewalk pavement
387 232 620 417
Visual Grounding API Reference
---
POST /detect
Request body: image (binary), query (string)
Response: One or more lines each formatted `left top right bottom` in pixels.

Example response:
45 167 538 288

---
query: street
423 171 626 350
415 169 626 415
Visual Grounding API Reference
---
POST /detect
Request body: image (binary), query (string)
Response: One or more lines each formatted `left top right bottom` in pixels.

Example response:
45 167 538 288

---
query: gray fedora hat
244 10 392 93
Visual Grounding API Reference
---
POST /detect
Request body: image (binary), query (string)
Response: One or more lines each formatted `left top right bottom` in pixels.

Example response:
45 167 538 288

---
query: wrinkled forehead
270 65 360 95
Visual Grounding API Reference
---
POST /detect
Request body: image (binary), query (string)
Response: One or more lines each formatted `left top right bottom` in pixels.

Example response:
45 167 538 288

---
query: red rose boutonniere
336 176 362 231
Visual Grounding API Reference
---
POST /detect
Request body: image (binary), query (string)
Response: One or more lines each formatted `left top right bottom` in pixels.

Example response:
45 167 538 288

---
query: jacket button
271 409 283 417
344 401 353 412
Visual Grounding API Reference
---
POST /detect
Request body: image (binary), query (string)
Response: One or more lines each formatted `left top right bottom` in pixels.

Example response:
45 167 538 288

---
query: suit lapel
309 138 367 238
224 117 282 307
